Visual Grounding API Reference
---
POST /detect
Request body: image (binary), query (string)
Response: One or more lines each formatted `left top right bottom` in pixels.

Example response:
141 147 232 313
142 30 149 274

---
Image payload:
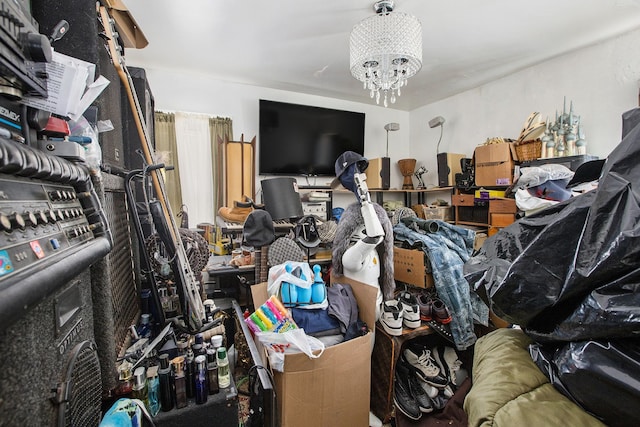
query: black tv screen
259 99 365 176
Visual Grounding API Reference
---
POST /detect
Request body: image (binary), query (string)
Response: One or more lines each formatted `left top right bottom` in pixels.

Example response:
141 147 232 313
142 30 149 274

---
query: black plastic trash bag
530 338 640 427
465 108 640 342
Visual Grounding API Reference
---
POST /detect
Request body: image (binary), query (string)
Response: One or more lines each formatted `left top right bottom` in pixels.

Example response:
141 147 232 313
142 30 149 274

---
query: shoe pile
393 341 467 420
379 290 452 336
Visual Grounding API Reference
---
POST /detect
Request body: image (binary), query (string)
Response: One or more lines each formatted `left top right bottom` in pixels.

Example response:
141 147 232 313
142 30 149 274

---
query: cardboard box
422 205 453 221
393 246 434 288
251 277 376 427
474 143 516 187
105 0 149 48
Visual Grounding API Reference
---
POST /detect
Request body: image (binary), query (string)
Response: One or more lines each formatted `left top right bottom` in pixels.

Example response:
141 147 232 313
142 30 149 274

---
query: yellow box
474 189 506 199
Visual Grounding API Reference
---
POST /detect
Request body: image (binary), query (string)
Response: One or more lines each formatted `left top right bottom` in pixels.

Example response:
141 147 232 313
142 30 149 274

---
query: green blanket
464 328 605 427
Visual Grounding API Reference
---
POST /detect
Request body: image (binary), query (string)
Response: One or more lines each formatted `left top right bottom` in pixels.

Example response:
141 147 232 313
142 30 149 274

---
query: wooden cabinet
371 325 434 423
452 189 517 233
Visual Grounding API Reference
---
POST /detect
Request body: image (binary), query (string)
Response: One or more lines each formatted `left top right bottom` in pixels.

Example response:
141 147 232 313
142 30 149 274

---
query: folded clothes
292 308 341 337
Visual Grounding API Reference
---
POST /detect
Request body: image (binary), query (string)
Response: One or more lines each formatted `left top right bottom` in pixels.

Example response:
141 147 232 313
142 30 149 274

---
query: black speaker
123 66 155 171
0 271 102 426
365 157 391 190
437 153 466 187
32 0 126 173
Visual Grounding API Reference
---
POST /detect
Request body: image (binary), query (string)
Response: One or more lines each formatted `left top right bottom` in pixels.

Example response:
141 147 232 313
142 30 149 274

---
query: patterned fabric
317 219 338 243
267 237 304 266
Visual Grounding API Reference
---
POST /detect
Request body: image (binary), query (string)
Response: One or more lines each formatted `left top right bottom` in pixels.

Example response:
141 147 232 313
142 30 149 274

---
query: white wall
409 28 640 188
129 27 640 223
132 68 409 222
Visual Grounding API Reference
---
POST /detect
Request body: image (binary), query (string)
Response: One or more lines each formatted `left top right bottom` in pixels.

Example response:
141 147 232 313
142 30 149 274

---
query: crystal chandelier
350 0 422 107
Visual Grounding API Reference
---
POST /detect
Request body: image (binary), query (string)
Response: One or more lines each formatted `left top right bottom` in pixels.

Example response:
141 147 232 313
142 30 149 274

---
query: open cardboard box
251 275 377 427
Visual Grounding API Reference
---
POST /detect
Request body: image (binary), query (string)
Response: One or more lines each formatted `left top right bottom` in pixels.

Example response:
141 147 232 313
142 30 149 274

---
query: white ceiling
123 0 640 111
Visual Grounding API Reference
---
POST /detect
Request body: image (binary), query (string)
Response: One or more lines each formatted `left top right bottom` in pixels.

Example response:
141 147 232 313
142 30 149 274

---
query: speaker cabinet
0 271 102 426
365 157 391 190
123 66 155 172
437 153 466 187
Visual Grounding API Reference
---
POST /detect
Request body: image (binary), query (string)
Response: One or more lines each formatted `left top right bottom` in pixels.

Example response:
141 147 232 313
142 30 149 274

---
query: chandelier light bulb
350 0 422 107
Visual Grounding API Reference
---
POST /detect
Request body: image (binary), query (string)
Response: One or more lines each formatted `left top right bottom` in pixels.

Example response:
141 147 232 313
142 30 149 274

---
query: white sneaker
443 346 467 387
397 291 421 329
380 300 403 336
403 345 449 388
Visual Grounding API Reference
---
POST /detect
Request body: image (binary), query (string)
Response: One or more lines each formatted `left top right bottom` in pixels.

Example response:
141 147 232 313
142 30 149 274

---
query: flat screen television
259 99 365 176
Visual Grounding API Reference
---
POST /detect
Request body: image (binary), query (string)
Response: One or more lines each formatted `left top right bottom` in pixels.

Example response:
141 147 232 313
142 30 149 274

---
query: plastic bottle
281 264 297 307
146 365 161 417
158 354 174 411
194 355 208 404
216 347 231 389
311 264 326 303
296 269 312 305
131 366 148 405
185 346 196 398
172 356 188 409
192 333 205 357
137 314 151 339
206 348 219 395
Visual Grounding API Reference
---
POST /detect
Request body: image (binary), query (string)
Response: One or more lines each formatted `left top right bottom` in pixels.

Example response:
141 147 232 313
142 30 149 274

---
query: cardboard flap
105 0 149 48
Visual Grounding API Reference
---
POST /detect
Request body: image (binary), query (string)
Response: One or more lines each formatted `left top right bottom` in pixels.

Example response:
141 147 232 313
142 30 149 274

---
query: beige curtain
209 117 233 214
153 112 183 220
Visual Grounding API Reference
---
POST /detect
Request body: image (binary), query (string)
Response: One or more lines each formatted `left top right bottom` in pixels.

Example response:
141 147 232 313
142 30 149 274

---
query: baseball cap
330 151 369 190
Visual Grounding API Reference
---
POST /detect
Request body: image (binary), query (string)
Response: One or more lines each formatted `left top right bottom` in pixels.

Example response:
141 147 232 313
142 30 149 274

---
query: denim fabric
394 219 489 350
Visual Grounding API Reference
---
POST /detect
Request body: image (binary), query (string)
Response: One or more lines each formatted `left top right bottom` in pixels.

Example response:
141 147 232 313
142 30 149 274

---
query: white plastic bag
256 328 325 372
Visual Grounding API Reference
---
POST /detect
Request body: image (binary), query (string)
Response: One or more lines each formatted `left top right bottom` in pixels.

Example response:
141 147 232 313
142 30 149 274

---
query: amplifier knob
10 213 25 230
36 211 48 225
47 210 57 223
0 214 11 232
25 212 38 227
56 210 65 221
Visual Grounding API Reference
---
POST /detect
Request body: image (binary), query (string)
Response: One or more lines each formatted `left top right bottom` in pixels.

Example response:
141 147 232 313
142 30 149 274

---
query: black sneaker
393 370 422 420
396 359 434 413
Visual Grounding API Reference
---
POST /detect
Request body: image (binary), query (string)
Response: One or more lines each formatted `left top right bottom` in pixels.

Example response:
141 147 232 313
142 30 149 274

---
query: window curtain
171 112 216 227
209 117 233 214
153 112 183 222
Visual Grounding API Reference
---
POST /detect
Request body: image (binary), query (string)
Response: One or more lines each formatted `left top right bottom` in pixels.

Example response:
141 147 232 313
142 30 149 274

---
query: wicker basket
514 139 542 161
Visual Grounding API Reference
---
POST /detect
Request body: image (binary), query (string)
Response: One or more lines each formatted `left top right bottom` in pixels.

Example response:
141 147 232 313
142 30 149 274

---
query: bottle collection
116 332 231 416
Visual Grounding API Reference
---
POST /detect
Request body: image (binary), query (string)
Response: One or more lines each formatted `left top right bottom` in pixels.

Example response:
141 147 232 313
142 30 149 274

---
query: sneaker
416 293 433 321
396 359 434 413
419 380 439 399
431 346 451 385
397 291 421 329
443 346 467 388
403 344 449 388
393 373 421 420
380 300 403 336
432 298 452 324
